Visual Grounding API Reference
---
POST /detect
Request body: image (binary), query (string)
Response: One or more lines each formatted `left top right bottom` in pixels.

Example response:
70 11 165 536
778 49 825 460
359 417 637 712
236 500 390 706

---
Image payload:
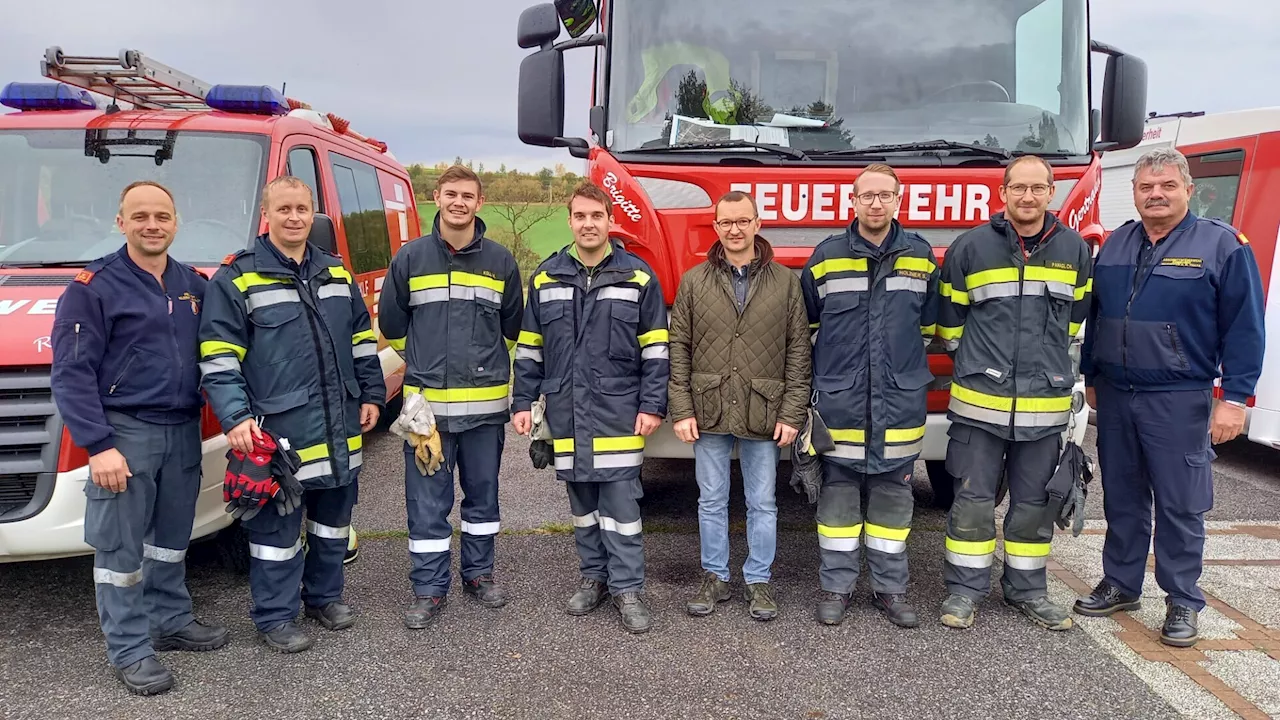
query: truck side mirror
309 213 338 255
518 4 562 50
1093 43 1148 152
517 3 603 159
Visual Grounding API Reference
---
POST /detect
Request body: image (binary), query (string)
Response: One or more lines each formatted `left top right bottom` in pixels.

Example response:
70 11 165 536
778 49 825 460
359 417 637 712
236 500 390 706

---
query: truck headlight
1068 339 1082 378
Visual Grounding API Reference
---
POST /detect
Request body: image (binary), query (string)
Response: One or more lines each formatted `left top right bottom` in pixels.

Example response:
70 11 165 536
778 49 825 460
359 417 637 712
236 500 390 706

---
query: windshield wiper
0 260 90 269
816 140 1011 160
625 139 810 161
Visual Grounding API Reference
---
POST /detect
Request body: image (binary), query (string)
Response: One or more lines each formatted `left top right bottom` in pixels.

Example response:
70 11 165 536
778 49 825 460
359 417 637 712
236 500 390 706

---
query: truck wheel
925 460 955 509
215 521 251 575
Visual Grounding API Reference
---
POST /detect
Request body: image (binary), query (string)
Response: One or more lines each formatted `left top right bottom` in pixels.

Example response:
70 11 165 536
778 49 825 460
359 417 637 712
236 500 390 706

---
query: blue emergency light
0 82 97 111
205 85 290 115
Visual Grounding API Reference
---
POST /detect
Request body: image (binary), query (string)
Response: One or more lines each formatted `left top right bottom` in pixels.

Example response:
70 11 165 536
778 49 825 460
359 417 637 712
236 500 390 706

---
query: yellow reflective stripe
1068 322 1082 336
200 340 246 361
894 256 936 274
348 436 362 452
885 426 925 443
553 438 574 453
421 385 510 403
451 271 505 294
1005 540 1051 557
506 337 516 352
593 435 645 452
533 271 557 289
829 428 865 443
352 330 376 345
232 272 292 293
638 329 669 347
630 270 651 287
818 523 864 538
951 384 1073 413
865 523 911 541
946 537 996 555
941 282 969 306
1016 395 1073 412
965 267 1020 289
921 324 937 337
1074 277 1093 300
1024 266 1077 286
518 330 544 347
328 266 353 283
937 325 964 341
810 257 868 280
387 336 406 351
404 385 420 395
409 274 448 291
809 322 821 330
297 443 329 463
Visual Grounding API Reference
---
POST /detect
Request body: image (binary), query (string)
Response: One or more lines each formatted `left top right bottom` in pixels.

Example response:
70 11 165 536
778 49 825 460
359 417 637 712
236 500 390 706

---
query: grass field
420 202 570 260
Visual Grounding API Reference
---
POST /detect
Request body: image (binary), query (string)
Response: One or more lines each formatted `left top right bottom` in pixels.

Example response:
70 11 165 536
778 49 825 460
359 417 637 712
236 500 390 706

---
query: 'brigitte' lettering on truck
730 182 993 224
602 172 643 223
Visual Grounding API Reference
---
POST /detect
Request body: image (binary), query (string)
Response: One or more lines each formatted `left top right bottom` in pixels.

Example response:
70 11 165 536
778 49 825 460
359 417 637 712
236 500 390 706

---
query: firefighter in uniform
199 176 385 653
800 164 939 628
935 155 1093 631
1075 148 1265 647
378 166 524 628
512 182 669 634
51 181 228 695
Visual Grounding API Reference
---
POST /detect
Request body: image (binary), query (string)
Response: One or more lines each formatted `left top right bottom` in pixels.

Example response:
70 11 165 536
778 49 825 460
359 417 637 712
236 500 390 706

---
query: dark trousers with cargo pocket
85 411 201 669
943 423 1060 603
567 478 645 595
817 461 914 595
1096 381 1214 611
405 425 503 598
244 479 357 631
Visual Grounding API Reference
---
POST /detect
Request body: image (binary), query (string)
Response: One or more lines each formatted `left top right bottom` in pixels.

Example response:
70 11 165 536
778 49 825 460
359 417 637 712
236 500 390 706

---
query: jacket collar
1139 210 1197 243
844 219 907 257
707 235 775 274
988 210 1064 249
431 210 488 254
115 244 176 290
253 233 318 278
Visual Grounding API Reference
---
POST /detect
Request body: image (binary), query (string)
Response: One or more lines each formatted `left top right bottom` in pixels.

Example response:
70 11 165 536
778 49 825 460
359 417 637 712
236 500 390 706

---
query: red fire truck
514 0 1149 505
0 48 418 562
1099 108 1280 450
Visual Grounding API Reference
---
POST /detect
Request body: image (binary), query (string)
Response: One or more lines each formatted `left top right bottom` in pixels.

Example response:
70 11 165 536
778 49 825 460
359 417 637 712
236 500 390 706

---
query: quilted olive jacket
668 237 812 440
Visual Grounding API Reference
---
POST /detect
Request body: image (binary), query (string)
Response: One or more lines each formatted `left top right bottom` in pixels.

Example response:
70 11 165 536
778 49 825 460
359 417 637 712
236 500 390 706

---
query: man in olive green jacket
668 190 812 621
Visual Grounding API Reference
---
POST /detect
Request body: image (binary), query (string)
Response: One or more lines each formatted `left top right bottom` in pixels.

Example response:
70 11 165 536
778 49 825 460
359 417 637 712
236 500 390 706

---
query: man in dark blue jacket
1075 147 1266 648
51 181 228 696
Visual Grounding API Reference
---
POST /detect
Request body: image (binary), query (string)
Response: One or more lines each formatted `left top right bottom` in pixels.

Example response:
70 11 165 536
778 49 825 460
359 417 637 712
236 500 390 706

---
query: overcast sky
1 0 1275 172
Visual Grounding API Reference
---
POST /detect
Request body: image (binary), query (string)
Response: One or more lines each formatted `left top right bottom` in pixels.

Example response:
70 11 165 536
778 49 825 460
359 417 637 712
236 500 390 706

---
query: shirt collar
569 239 613 268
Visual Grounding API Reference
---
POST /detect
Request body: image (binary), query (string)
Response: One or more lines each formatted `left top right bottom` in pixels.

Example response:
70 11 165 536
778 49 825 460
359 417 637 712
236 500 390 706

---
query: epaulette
221 249 249 266
1205 217 1248 245
74 254 116 284
73 269 95 285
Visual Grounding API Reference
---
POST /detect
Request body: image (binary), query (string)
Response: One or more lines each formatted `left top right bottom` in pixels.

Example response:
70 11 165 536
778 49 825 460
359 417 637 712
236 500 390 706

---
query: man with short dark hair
668 190 810 621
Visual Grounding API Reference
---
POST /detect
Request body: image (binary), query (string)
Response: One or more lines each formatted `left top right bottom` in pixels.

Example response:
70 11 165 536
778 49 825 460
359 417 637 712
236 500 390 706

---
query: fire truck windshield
0 130 268 267
607 0 1089 160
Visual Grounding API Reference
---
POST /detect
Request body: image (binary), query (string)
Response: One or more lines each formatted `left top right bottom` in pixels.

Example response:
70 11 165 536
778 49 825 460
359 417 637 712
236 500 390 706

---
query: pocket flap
1185 448 1217 467
1043 370 1074 389
749 377 786 401
1152 264 1206 280
692 372 723 394
954 358 1013 384
540 376 563 394
892 366 935 391
599 375 639 396
344 379 361 398
611 302 640 322
249 302 302 328
821 291 860 314
253 388 311 415
540 301 566 321
813 374 857 393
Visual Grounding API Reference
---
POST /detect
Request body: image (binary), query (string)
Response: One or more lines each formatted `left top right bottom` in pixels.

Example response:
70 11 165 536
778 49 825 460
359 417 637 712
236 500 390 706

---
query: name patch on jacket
896 270 929 281
1161 257 1203 268
1044 261 1076 271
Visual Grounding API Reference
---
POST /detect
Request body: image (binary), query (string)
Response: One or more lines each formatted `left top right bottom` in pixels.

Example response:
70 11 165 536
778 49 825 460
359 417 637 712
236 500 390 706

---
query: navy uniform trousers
1095 380 1215 611
85 411 201 669
567 477 646 595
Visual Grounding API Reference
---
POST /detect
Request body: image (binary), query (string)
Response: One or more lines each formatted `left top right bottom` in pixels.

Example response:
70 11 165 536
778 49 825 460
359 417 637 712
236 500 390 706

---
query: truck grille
0 367 60 521
0 274 73 287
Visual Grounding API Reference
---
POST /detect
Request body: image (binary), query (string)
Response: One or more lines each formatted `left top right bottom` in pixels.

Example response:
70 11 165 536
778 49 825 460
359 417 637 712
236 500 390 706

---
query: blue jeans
694 433 779 585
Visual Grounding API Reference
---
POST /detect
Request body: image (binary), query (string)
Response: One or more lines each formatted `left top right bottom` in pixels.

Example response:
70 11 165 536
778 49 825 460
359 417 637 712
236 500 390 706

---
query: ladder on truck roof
40 46 211 110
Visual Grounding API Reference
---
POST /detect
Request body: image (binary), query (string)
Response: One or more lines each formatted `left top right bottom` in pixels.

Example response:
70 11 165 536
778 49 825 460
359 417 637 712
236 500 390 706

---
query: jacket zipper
74 323 80 360
1166 323 1187 370
300 276 338 467
108 353 136 395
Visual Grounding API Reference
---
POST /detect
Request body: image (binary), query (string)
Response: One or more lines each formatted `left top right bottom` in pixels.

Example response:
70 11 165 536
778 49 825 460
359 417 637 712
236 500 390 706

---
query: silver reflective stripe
353 343 378 359
572 511 599 528
348 451 363 469
1021 280 1047 297
554 456 575 470
599 515 643 536
540 287 574 303
450 285 503 304
1005 554 1049 571
594 452 644 469
818 535 860 552
409 537 451 554
93 567 143 587
246 288 301 312
884 440 924 459
885 277 927 293
307 520 351 539
429 398 510 417
948 397 1012 426
318 283 351 300
410 288 449 306
1044 281 1075 299
598 287 640 302
865 536 907 554
818 277 869 298
969 282 1020 302
461 521 501 535
295 460 334 481
824 444 866 460
515 347 544 363
946 550 994 568
250 539 303 562
200 356 241 376
641 345 669 360
1016 410 1072 428
143 544 186 563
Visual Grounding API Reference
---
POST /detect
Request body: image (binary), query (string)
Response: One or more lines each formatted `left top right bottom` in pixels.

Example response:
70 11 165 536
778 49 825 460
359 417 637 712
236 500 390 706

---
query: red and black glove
223 432 282 521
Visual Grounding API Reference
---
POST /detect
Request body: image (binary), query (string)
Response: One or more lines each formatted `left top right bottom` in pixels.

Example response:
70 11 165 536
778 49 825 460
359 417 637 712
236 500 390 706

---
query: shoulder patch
1236 232 1249 245
221 253 239 266
74 270 95 285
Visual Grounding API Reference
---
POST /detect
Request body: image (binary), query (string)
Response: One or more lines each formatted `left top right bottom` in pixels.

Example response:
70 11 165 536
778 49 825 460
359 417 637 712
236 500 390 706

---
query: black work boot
566 578 609 616
259 620 313 654
305 601 357 631
114 656 174 696
686 572 731 616
463 575 509 608
153 619 230 652
940 593 976 629
613 592 654 633
1161 602 1200 647
872 593 919 628
745 583 779 621
404 596 447 630
816 591 851 626
1007 595 1072 631
1073 580 1142 617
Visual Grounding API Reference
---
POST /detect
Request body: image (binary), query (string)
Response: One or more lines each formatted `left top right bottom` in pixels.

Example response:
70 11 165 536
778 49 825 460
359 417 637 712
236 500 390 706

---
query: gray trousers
84 411 202 668
817 461 915 595
566 479 645 595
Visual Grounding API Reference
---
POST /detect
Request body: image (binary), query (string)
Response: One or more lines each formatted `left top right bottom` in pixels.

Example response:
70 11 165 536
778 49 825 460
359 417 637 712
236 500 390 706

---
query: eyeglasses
1005 184 1052 196
714 218 757 231
856 191 897 205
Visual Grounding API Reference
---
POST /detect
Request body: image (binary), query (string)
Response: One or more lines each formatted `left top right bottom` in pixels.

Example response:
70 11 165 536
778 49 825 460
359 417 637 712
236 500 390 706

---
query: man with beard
52 181 228 695
379 165 524 628
935 155 1093 632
